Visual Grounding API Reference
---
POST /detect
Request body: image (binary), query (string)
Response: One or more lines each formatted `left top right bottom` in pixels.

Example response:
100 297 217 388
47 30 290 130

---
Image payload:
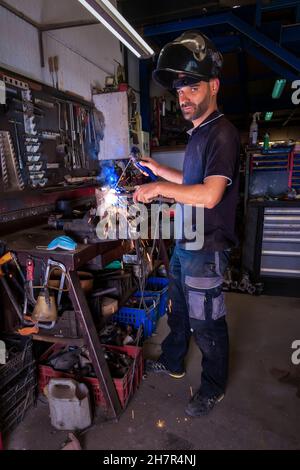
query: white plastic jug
47 378 92 431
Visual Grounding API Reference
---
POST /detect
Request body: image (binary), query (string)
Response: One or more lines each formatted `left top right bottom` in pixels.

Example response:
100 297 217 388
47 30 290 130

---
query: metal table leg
67 270 122 420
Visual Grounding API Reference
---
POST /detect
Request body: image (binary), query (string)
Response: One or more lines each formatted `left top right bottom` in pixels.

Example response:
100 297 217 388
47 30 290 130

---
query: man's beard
181 94 210 121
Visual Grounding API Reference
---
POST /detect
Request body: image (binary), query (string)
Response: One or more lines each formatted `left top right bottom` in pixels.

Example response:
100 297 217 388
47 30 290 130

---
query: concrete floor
4 292 300 450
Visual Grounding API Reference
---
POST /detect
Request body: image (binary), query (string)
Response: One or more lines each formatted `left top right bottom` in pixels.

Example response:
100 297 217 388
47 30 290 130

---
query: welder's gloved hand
47 235 77 251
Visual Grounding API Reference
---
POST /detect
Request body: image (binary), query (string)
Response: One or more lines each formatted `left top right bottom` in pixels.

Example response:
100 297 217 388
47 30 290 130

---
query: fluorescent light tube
272 79 286 99
77 0 154 58
100 0 154 55
265 111 273 121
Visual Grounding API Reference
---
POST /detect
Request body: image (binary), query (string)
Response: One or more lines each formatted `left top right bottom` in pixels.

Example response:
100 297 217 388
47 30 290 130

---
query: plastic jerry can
47 378 92 431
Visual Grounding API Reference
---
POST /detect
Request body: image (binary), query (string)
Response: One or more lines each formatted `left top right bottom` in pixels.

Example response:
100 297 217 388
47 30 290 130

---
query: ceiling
1 0 300 128
118 0 257 28
0 0 97 24
117 0 300 129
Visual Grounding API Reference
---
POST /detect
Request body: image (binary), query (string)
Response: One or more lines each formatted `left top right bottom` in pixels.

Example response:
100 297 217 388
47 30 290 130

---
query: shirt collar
186 110 223 135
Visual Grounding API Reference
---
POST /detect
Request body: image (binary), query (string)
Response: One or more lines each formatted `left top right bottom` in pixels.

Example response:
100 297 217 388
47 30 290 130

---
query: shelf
32 332 84 346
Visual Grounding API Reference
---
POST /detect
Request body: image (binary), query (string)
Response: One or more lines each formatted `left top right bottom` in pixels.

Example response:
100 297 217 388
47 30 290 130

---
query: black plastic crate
0 365 37 420
0 388 36 435
0 335 34 390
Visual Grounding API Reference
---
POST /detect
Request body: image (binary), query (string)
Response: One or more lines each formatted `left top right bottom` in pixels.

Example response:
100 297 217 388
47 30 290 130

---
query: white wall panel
0 3 129 102
94 91 130 159
0 6 42 81
3 0 43 23
42 25 123 100
151 149 185 170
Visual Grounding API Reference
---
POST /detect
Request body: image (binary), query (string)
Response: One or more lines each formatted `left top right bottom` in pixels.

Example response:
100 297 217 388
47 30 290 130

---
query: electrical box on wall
93 91 130 160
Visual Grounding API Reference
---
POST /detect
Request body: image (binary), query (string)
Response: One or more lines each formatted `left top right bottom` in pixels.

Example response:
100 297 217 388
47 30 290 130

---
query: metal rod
67 270 122 420
40 19 99 32
0 0 39 28
0 277 24 322
39 30 45 68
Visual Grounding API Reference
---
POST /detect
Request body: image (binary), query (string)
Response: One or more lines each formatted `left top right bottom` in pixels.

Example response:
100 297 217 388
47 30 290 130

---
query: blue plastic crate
145 277 169 317
132 291 160 320
113 302 157 339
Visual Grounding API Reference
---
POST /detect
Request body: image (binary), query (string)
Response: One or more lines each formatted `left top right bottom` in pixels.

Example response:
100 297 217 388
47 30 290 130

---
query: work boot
145 359 185 379
185 391 225 417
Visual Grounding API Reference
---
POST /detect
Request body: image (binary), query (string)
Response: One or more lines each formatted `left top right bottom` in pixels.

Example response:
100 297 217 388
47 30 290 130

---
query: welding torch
130 146 158 182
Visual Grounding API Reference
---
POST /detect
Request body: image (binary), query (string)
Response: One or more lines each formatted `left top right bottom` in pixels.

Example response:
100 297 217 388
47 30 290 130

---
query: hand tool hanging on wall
0 131 24 191
75 105 86 168
34 98 55 109
25 258 36 306
22 89 47 188
81 108 88 169
8 119 23 171
69 103 77 169
21 90 37 135
12 97 44 114
56 101 69 168
61 103 72 170
75 105 81 167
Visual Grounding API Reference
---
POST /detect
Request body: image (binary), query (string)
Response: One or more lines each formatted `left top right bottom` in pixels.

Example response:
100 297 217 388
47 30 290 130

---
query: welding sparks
156 419 166 429
104 188 119 206
190 386 193 397
131 410 135 420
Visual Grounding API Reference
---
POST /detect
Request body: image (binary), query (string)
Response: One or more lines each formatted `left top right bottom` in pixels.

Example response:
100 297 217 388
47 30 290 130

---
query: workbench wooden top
3 225 132 270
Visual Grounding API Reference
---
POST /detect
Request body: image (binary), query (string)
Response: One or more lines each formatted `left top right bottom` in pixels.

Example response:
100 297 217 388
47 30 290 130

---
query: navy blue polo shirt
177 110 240 251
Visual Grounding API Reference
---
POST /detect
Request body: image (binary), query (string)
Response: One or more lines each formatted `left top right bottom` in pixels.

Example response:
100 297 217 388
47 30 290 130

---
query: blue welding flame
97 160 119 188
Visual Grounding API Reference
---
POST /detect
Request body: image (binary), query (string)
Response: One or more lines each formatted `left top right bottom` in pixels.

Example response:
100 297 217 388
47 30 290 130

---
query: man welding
133 31 240 417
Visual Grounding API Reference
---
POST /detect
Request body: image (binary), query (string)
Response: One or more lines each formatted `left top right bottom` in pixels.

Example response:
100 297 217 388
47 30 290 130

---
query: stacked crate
0 335 37 435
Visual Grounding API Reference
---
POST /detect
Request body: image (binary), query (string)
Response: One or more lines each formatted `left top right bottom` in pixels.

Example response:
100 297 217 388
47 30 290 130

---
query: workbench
2 225 133 420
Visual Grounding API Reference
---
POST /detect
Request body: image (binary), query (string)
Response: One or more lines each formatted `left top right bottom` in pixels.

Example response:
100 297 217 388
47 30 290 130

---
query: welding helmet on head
152 31 223 89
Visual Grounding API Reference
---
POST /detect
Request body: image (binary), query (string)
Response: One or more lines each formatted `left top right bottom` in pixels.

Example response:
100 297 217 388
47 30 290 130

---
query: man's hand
138 156 160 176
133 182 161 203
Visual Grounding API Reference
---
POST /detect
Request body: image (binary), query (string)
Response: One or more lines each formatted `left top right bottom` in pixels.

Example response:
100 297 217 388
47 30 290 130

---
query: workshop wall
0 6 41 81
0 3 139 102
152 149 185 170
127 52 140 111
41 26 123 99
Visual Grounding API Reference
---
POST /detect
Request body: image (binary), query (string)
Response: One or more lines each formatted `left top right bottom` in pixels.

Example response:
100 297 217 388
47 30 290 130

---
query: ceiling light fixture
77 0 154 59
272 79 286 99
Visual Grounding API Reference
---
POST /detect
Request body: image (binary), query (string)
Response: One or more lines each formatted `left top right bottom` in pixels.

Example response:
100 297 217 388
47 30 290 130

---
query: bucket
47 378 92 431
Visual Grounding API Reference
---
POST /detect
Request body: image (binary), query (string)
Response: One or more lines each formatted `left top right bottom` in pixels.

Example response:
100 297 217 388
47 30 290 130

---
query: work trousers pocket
186 288 206 321
185 284 227 322
212 291 227 320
